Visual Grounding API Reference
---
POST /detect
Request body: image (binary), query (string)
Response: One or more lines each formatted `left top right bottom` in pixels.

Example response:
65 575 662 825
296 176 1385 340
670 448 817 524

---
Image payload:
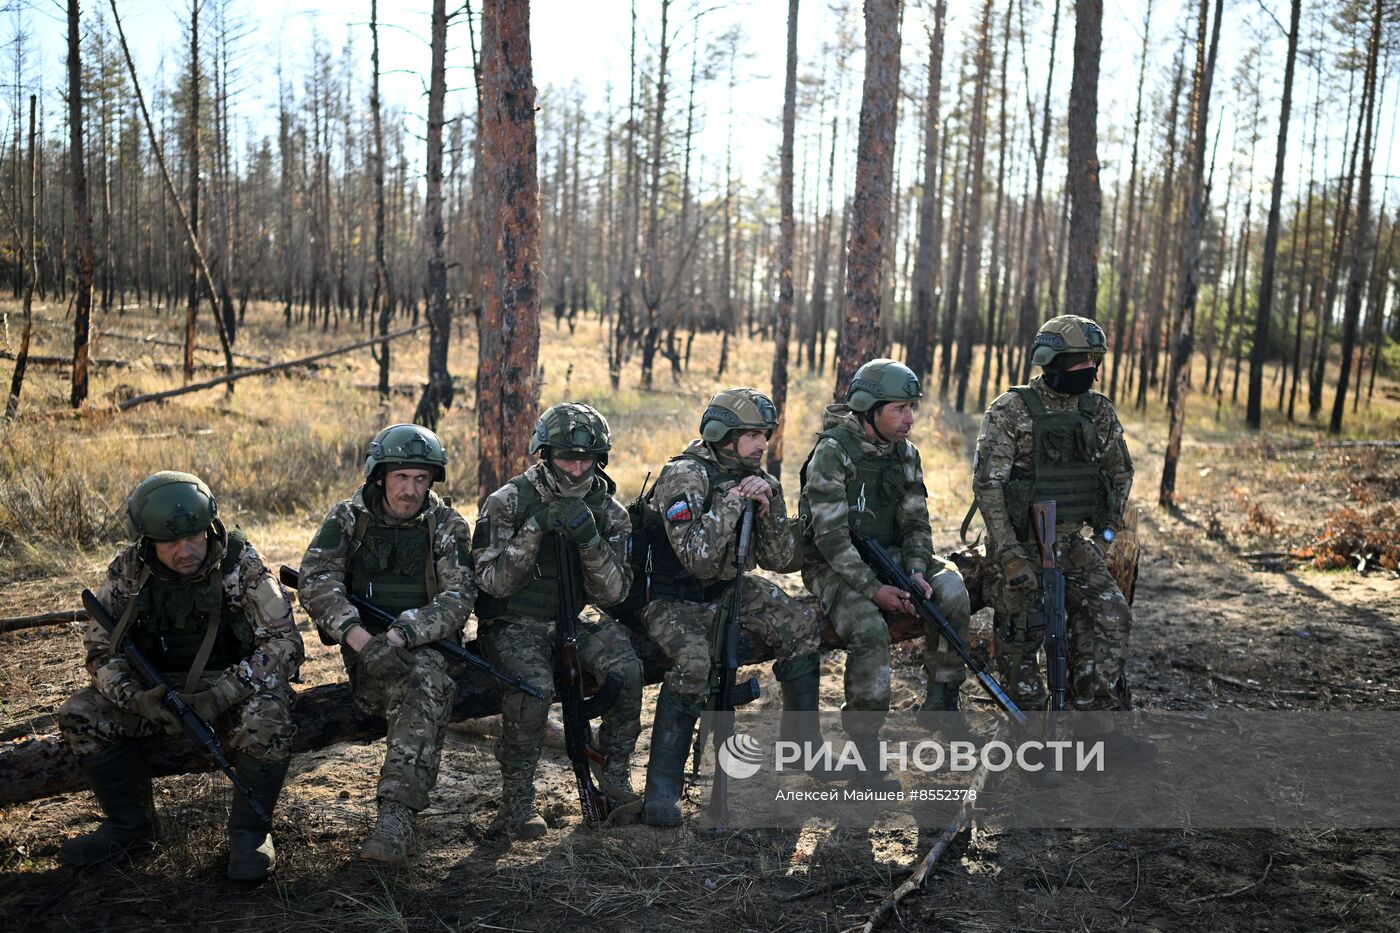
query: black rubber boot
919 682 982 744
58 743 157 867
226 752 289 882
776 654 841 782
642 688 700 827
848 732 902 793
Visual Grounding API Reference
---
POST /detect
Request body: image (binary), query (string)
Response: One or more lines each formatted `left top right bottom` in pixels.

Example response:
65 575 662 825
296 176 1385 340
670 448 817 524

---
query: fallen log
0 609 87 634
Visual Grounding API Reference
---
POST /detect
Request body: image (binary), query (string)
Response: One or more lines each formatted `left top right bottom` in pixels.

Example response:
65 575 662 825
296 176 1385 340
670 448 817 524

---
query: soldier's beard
552 463 594 498
713 444 762 475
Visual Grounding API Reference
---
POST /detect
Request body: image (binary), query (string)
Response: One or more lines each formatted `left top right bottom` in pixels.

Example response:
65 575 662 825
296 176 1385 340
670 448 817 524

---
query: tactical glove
1002 555 1037 591
360 632 415 680
182 676 243 723
550 498 601 548
130 685 180 730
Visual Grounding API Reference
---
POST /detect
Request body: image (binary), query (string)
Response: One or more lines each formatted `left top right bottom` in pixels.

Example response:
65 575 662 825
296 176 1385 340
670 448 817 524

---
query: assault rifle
1028 502 1069 711
554 535 625 822
80 589 270 823
695 500 762 822
851 533 1028 726
278 566 544 701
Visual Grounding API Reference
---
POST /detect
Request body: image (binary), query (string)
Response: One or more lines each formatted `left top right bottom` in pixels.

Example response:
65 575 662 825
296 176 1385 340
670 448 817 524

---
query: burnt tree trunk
184 0 201 383
5 96 38 420
767 0 800 481
908 0 946 383
415 0 453 428
1064 0 1102 321
68 0 95 408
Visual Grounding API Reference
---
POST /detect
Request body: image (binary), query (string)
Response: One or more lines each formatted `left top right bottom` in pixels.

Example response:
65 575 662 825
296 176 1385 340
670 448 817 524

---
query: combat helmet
846 359 923 412
363 423 448 482
124 471 220 541
1031 315 1107 368
700 388 779 444
530 402 613 465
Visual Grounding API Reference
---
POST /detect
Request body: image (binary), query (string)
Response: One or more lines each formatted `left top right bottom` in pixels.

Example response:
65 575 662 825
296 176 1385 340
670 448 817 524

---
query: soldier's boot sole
59 743 157 868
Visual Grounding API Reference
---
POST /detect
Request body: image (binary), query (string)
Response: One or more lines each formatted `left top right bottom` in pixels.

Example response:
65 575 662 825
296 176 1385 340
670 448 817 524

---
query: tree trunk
767 0 799 481
414 0 453 428
5 96 38 420
184 0 201 383
1063 0 1102 321
1015 0 1061 385
834 0 900 400
954 0 994 412
68 0 95 408
908 1 946 383
476 0 541 503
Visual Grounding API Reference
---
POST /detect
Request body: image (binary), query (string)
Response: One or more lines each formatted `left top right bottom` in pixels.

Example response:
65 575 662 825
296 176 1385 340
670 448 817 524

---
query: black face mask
1045 365 1097 395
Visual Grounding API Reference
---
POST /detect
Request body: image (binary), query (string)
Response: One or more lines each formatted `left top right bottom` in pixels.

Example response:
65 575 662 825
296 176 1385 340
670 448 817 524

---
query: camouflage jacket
84 534 303 711
973 376 1134 563
299 486 475 647
653 438 801 583
473 461 632 608
801 404 935 599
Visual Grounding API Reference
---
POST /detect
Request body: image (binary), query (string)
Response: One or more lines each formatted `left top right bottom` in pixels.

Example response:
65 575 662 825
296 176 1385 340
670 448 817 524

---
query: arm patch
312 516 344 549
664 497 693 523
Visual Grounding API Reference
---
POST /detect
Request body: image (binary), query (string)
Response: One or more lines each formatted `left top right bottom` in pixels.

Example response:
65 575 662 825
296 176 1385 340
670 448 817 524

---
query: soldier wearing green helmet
797 359 975 790
472 402 642 839
974 315 1154 760
633 388 827 826
58 471 303 881
298 423 475 865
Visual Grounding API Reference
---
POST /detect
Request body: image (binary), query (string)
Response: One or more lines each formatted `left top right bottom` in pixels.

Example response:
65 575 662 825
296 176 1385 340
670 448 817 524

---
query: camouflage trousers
803 552 971 722
479 611 642 779
642 577 821 705
59 675 295 762
986 533 1132 712
343 643 455 811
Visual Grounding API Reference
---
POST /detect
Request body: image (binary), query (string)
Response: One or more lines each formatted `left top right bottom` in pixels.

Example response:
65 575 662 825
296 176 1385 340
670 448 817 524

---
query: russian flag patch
665 499 693 523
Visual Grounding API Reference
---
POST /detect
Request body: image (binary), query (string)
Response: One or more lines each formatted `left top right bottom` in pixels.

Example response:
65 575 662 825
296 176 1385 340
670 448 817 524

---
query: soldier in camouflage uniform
799 359 974 789
58 472 302 881
973 315 1154 760
637 388 828 827
472 403 642 839
298 424 474 866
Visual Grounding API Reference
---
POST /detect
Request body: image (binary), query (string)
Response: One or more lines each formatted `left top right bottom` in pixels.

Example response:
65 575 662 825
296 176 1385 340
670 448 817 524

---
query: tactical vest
799 428 908 547
474 477 606 622
345 509 439 628
1002 386 1119 542
128 529 255 676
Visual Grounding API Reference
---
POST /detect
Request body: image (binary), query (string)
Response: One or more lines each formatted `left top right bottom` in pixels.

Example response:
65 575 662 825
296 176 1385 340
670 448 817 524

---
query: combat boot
360 799 416 866
226 752 289 882
847 732 902 794
776 655 841 782
918 682 982 744
601 756 641 825
490 767 547 840
642 687 700 827
59 743 157 867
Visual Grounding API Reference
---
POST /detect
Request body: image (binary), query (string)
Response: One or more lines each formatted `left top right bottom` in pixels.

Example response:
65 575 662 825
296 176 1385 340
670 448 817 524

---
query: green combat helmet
699 388 779 443
124 471 219 541
846 359 923 412
363 423 448 482
530 402 613 465
1031 314 1107 368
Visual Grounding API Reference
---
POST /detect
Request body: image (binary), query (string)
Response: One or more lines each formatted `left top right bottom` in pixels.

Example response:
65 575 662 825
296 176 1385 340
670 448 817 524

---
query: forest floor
0 300 1397 931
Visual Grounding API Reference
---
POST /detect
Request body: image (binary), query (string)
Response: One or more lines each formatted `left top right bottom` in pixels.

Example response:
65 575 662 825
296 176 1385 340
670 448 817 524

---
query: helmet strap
861 405 893 444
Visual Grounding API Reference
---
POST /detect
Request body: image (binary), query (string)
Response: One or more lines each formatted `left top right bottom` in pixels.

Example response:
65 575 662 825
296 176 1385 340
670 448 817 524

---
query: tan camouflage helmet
124 470 219 541
364 423 448 482
1031 314 1108 368
846 359 923 412
530 402 613 464
700 387 780 444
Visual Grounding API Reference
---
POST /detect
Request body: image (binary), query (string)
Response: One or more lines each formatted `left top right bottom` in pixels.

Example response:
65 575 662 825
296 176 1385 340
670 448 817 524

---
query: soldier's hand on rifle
360 631 415 679
1002 555 1037 591
873 584 913 615
727 476 773 517
550 498 601 547
909 571 934 600
183 678 241 723
130 684 180 731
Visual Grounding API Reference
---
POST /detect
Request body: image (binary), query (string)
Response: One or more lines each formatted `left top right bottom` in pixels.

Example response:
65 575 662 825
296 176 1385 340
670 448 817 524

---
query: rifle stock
80 589 270 823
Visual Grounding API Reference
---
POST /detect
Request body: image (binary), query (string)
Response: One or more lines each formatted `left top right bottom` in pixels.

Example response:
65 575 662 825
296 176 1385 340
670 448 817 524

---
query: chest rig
344 508 439 629
799 428 908 547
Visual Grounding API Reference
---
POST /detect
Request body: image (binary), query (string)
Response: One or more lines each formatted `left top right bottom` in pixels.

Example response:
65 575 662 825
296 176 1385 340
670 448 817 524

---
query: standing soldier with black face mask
472 403 643 839
58 472 302 881
638 388 828 827
973 315 1154 758
299 424 475 866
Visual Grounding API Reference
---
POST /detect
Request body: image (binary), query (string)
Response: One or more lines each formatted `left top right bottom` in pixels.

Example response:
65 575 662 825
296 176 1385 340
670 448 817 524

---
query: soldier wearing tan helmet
634 388 828 827
57 471 303 881
973 315 1154 761
298 424 475 865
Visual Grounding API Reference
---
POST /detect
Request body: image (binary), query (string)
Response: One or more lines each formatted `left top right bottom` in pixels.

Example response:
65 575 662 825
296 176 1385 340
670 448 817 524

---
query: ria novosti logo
717 733 765 779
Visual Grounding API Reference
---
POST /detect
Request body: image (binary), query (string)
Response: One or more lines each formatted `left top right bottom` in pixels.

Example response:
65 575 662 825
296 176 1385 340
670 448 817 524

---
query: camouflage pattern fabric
474 462 641 782
343 642 456 810
298 485 474 810
70 535 303 727
800 405 968 717
299 487 475 647
974 376 1135 711
651 439 803 580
